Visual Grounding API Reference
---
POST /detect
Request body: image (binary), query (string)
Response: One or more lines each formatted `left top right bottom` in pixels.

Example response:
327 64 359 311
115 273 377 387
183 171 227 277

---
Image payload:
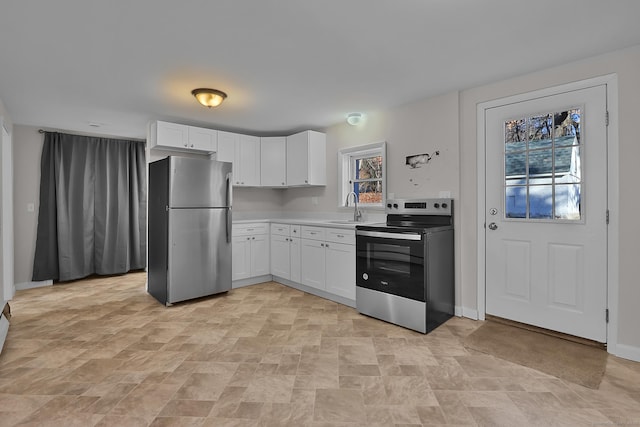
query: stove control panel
385 198 453 216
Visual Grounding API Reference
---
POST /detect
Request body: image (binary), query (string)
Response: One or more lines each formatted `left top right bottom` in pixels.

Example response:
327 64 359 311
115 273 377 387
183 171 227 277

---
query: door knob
488 222 498 230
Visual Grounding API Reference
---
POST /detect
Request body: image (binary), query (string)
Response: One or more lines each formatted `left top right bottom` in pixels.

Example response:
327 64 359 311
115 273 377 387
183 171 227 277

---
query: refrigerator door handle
226 172 233 243
226 172 233 207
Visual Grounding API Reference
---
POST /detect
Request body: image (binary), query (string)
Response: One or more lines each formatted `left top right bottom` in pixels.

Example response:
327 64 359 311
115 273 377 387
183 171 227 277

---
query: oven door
356 229 426 301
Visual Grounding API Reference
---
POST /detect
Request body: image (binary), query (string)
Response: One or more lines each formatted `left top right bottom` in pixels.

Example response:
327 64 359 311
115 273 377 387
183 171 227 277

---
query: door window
504 108 582 220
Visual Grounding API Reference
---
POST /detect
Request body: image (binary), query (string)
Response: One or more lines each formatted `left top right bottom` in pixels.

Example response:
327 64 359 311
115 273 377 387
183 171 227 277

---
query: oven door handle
356 230 422 241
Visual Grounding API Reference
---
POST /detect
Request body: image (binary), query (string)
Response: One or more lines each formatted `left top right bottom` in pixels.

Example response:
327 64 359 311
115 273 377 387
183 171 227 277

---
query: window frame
337 141 387 210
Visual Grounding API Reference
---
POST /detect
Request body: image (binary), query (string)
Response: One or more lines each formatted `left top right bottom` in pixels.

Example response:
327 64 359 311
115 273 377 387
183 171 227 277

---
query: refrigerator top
165 156 233 208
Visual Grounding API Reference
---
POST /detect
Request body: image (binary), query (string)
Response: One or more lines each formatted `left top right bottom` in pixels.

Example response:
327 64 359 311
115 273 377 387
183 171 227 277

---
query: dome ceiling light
191 88 227 108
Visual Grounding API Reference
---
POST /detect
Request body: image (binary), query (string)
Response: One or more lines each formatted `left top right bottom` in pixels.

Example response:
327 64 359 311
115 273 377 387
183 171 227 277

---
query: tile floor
0 272 639 426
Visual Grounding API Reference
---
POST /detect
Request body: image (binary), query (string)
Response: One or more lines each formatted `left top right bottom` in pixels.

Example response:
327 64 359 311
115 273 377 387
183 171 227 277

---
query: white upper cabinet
217 131 261 186
149 121 217 153
150 121 325 188
286 130 326 186
260 136 287 187
187 126 217 152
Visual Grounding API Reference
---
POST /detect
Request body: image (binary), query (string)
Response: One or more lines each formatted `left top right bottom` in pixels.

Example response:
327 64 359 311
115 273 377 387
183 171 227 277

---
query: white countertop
233 218 381 229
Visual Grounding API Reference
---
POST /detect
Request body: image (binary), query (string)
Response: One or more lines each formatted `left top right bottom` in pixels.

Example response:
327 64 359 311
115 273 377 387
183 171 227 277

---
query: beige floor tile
0 273 638 426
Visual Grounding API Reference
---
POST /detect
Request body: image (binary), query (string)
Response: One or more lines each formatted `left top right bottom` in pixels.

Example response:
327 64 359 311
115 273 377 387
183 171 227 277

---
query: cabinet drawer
301 226 325 240
233 223 267 236
325 228 355 245
271 223 290 236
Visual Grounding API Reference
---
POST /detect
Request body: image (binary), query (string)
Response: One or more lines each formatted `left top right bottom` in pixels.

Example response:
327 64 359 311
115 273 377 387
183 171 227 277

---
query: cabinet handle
252 237 255 240
293 229 297 233
337 234 344 238
282 182 285 185
326 243 329 248
246 237 250 240
305 180 308 183
184 143 188 147
310 232 316 235
190 144 194 148
247 228 254 231
321 243 324 247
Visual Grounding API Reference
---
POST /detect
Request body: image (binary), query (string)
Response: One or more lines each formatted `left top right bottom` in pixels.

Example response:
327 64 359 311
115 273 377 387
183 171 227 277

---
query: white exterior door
485 84 608 342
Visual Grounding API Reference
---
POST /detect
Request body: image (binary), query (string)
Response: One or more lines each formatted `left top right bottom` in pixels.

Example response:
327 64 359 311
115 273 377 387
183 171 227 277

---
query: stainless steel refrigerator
147 156 232 305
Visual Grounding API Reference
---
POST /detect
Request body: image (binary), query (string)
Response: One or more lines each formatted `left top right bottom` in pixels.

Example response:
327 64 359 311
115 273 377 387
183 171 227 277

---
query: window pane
555 108 581 145
529 185 553 219
355 156 383 180
505 186 527 218
554 146 580 183
505 151 526 185
354 180 383 204
505 119 526 151
528 148 553 177
555 184 581 220
528 114 553 149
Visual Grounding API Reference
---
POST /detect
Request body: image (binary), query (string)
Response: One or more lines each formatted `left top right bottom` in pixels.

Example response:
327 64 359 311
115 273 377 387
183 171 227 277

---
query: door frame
476 74 619 353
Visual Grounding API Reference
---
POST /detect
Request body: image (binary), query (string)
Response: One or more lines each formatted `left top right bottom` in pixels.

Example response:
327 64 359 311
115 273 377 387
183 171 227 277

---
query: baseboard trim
460 306 479 320
15 280 53 291
232 275 272 289
614 343 640 362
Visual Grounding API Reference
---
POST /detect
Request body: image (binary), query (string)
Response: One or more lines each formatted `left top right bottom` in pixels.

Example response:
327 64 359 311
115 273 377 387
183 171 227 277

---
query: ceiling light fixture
191 88 227 108
346 112 363 126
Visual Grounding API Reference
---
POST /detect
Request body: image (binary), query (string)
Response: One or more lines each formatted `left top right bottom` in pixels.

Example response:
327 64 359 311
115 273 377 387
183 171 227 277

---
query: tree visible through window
339 142 386 208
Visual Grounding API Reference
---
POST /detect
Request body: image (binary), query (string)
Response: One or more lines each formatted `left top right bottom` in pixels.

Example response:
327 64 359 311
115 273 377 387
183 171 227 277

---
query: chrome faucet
346 191 362 222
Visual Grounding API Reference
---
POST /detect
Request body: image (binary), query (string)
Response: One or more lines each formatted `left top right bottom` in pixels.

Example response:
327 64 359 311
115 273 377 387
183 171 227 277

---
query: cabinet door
188 126 217 151
251 234 269 276
290 237 301 283
325 242 356 300
156 121 188 149
261 137 287 187
286 131 308 185
270 234 290 279
239 135 261 186
301 239 325 290
217 131 237 163
232 235 251 281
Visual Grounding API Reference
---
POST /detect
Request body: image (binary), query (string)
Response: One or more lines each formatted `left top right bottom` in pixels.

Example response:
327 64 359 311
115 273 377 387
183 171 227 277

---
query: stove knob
393 203 398 209
434 203 440 208
442 202 448 209
387 203 392 208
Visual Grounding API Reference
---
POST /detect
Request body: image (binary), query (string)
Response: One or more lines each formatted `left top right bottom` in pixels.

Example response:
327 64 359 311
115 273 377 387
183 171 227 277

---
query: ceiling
2 1 640 140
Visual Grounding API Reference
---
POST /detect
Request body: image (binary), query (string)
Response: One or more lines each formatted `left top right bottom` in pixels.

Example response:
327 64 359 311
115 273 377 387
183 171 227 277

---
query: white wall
11 126 286 284
11 126 42 286
8 44 640 357
282 92 462 307
458 45 640 356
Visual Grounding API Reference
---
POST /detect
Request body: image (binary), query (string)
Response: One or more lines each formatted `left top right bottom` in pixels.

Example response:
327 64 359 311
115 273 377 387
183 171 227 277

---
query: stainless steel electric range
355 198 454 333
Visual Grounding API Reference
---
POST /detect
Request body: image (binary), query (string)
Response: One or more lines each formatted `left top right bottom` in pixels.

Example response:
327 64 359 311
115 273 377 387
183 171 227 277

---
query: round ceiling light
191 88 227 108
347 112 364 126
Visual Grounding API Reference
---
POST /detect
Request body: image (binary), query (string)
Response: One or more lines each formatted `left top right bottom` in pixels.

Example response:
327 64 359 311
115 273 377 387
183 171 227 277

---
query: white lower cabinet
232 223 269 281
270 224 301 281
325 242 356 300
301 239 326 290
300 226 356 299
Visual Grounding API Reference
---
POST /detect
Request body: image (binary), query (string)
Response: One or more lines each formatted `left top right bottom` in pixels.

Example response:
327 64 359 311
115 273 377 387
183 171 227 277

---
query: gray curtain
33 132 146 282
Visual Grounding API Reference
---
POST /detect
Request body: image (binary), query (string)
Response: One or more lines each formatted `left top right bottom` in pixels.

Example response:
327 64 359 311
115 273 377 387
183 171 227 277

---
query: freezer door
168 207 232 303
169 157 233 208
